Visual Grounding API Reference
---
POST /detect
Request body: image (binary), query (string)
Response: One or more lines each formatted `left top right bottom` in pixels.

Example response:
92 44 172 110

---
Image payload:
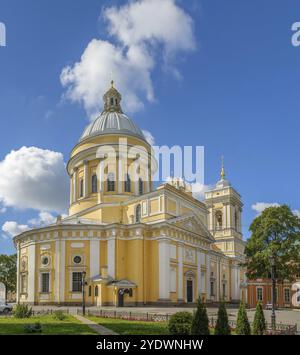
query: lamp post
270 255 276 331
82 271 87 316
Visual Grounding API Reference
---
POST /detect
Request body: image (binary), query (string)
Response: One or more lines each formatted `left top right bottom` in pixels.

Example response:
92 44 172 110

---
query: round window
41 256 49 266
73 256 82 264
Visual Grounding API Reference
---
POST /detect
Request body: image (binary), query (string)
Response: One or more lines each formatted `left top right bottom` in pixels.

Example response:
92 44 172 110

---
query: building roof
79 81 147 143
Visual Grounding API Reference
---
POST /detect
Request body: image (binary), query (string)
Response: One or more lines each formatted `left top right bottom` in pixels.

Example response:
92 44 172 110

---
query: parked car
0 303 13 314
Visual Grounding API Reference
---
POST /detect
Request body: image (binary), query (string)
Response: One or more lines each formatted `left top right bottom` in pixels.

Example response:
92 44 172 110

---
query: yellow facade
14 83 246 306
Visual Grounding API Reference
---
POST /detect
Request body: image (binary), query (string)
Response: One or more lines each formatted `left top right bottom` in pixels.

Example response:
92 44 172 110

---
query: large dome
79 81 147 143
79 111 146 142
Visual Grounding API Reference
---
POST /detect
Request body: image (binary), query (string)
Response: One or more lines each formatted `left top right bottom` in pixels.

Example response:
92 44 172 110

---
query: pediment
170 214 215 242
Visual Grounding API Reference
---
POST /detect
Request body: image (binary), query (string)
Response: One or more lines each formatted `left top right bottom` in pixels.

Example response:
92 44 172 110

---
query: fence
85 309 297 335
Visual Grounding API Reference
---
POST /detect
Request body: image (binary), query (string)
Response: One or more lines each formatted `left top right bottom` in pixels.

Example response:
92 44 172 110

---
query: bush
236 302 251 335
253 302 267 335
168 312 193 335
24 322 42 334
53 310 67 321
191 297 210 335
214 302 231 335
13 304 33 319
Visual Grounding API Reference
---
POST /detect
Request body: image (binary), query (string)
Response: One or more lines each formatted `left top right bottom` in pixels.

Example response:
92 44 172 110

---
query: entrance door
118 290 124 307
187 280 193 303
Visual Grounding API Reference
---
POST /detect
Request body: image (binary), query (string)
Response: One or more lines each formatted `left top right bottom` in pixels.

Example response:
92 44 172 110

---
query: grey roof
79 111 147 143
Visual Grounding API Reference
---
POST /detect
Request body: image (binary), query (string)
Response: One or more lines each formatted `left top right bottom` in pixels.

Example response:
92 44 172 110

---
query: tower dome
79 81 147 143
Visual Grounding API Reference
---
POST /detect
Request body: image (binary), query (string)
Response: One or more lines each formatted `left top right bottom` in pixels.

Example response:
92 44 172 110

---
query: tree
214 302 231 335
252 302 267 335
236 302 251 335
191 297 210 335
0 254 17 303
244 205 300 281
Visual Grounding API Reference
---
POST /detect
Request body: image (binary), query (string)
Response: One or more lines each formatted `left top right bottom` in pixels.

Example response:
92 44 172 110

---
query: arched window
124 174 131 193
88 286 92 297
107 173 115 192
92 174 98 193
215 211 222 230
139 178 143 195
136 204 141 223
79 179 84 198
95 285 99 297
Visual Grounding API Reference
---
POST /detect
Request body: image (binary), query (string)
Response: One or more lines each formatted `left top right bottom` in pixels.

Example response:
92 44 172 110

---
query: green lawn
88 316 170 335
0 315 97 335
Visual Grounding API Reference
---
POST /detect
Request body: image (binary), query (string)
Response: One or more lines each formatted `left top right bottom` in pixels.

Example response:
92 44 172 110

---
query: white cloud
2 221 30 238
0 146 69 213
28 211 57 227
293 209 300 218
61 0 195 118
191 182 212 201
252 202 280 214
142 130 155 146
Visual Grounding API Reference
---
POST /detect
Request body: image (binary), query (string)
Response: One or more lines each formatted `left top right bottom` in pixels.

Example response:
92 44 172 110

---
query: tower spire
221 155 225 180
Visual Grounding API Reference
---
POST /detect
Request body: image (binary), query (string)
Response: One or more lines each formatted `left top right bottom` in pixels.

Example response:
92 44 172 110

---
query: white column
206 254 211 298
70 173 73 205
90 240 100 278
231 265 239 301
216 258 220 301
223 205 227 229
73 168 78 202
107 238 115 279
98 160 104 203
158 238 170 300
59 240 65 303
178 244 184 301
134 160 139 196
27 243 36 304
16 245 20 303
197 251 203 297
84 161 89 198
226 205 231 228
118 158 123 194
55 240 60 303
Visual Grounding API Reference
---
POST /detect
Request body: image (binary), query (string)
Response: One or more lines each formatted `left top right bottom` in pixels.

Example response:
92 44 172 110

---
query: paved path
74 314 118 335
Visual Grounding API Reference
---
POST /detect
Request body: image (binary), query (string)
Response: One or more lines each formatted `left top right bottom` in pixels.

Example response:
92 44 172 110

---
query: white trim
59 240 65 302
27 243 35 303
158 238 170 299
90 240 100 278
178 244 183 300
107 238 115 278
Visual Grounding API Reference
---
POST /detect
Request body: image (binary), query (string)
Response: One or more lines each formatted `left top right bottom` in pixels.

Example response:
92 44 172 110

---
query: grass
0 314 97 335
88 316 170 335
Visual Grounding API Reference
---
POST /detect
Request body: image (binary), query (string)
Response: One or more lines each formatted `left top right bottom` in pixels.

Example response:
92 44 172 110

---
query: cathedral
14 83 247 306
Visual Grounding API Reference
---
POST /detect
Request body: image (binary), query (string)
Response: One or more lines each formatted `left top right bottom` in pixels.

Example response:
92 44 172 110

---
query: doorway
187 279 193 303
118 289 124 307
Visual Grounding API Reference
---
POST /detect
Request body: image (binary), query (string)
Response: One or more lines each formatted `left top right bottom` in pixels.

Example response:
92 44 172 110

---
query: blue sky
0 0 300 254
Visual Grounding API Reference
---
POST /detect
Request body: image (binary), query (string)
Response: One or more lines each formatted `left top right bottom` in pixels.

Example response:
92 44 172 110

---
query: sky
0 0 300 254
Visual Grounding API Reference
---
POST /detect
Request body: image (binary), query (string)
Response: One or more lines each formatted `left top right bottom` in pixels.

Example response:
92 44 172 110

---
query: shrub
53 310 67 321
252 302 267 335
13 304 33 319
168 312 193 335
236 302 251 335
191 297 210 335
214 302 231 335
24 322 42 334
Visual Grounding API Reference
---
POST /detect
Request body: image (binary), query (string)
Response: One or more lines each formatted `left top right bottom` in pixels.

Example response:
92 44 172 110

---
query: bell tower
204 159 245 261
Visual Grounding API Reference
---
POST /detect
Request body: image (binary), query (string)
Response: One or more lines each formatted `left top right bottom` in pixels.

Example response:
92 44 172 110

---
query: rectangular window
223 283 226 297
21 274 27 294
72 272 82 292
284 288 290 303
257 287 263 302
41 273 50 293
210 281 214 296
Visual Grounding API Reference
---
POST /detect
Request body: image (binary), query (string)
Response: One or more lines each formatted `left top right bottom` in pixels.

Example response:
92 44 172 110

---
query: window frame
256 287 263 302
41 272 50 293
72 272 83 293
107 173 115 192
91 174 98 193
